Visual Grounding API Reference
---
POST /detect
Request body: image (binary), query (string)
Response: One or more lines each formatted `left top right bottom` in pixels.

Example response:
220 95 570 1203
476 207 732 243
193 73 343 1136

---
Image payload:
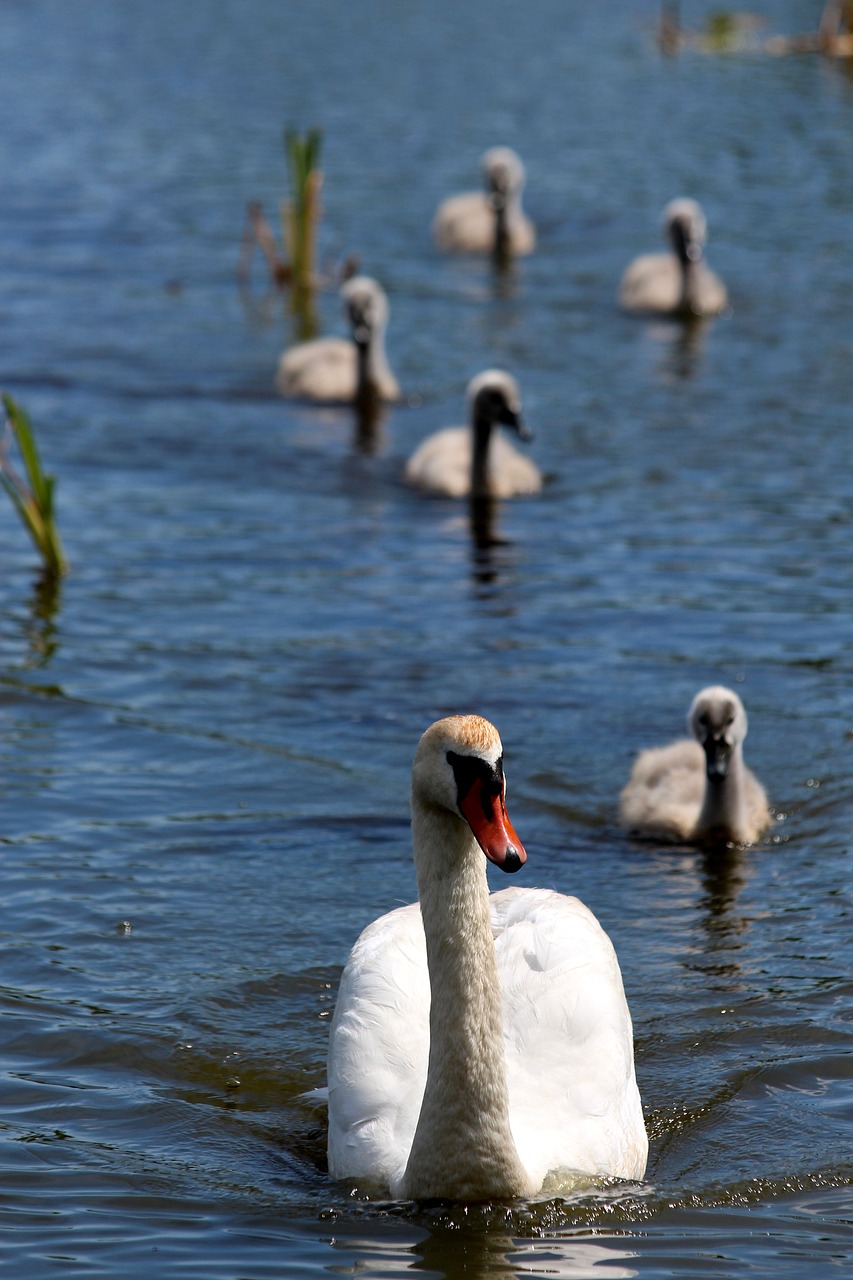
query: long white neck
696 745 750 842
400 799 530 1200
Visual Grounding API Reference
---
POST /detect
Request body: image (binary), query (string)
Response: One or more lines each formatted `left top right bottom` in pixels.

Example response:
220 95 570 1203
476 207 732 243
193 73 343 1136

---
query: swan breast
404 426 540 499
492 887 647 1185
327 902 429 1194
619 738 707 841
275 337 357 401
327 887 647 1192
619 253 728 316
433 194 535 256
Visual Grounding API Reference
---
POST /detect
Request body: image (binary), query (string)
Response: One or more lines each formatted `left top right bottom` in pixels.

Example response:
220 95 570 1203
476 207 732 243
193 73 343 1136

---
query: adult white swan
618 198 728 318
327 714 648 1201
619 686 770 845
275 276 400 402
404 370 541 499
433 147 535 257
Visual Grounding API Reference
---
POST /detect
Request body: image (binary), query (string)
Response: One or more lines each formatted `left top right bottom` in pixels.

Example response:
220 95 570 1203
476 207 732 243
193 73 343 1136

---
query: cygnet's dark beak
505 408 532 442
703 736 731 781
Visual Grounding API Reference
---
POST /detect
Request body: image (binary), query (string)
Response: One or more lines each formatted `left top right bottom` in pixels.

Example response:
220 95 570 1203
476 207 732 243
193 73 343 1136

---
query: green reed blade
1 394 67 576
283 127 323 289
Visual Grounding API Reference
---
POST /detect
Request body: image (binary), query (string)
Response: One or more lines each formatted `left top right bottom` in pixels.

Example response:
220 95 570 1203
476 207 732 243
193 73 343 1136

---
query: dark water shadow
23 570 63 668
653 314 711 383
696 842 750 968
401 1212 641 1278
468 496 518 600
623 834 751 980
352 386 388 456
489 250 518 300
699 842 748 922
409 1226 520 1278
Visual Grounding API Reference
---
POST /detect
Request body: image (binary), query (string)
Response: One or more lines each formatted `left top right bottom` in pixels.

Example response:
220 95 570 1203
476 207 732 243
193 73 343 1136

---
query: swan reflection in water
351 383 388 456
329 1220 640 1279
697 842 752 974
652 313 711 383
467 494 519 598
25 571 62 668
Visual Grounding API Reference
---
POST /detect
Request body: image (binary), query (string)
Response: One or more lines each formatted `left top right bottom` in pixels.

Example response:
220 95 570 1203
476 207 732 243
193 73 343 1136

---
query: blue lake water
0 1 851 1276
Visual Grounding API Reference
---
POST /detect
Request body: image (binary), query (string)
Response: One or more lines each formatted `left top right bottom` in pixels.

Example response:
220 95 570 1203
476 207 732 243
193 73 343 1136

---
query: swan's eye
698 712 709 727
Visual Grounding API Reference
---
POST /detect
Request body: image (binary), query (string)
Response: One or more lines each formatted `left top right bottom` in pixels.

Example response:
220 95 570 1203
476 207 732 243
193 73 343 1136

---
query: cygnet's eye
698 711 709 727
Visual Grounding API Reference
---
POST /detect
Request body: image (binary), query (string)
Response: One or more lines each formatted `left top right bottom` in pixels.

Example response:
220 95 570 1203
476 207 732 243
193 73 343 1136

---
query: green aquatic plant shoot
1 394 67 577
282 126 323 293
237 127 327 340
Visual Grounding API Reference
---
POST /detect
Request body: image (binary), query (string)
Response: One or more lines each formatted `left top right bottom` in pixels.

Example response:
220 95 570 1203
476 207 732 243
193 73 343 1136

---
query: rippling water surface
1 2 851 1276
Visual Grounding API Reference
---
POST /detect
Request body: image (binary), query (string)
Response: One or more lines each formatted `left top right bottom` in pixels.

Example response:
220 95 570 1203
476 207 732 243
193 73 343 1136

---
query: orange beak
458 776 527 873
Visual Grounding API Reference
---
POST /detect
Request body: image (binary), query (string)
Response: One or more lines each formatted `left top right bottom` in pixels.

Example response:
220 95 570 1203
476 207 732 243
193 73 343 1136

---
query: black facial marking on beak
447 747 528 871
447 750 503 815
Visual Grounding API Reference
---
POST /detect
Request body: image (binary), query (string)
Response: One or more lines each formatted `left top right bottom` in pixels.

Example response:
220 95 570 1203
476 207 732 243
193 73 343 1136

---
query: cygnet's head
466 369 532 440
482 147 526 204
663 198 707 266
412 714 527 873
341 276 389 346
688 686 748 780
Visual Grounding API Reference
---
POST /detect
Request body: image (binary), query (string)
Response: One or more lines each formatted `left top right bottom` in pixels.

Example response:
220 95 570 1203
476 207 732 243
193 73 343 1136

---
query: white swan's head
688 686 748 780
466 369 532 440
663 198 707 266
412 715 527 872
481 147 526 200
341 276 389 346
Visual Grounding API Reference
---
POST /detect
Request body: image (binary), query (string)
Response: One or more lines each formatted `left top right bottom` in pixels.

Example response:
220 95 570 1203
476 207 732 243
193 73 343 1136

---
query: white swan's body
620 687 769 845
328 715 647 1201
275 276 399 402
404 370 541 499
433 148 535 257
619 199 727 318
